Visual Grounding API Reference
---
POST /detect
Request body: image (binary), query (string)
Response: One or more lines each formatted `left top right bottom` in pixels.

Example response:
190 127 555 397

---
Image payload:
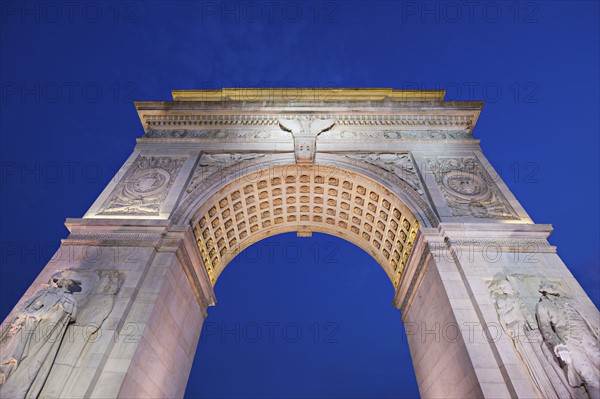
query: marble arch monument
1 88 598 398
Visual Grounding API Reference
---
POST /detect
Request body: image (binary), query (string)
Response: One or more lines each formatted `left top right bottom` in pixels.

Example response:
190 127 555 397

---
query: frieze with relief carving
319 129 473 141
144 128 292 140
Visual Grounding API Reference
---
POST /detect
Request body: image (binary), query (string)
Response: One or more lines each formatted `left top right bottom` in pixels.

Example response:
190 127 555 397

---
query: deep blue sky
1 1 598 398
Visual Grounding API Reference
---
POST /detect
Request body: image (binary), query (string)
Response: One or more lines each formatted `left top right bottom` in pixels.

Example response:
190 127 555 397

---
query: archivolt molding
174 152 439 229
187 164 421 289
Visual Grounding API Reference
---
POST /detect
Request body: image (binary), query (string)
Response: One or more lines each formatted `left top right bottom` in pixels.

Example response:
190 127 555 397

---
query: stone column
0 218 214 399
395 223 599 399
91 225 214 398
400 145 600 398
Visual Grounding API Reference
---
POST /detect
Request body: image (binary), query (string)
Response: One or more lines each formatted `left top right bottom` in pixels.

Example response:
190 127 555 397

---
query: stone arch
181 161 426 289
5 88 598 399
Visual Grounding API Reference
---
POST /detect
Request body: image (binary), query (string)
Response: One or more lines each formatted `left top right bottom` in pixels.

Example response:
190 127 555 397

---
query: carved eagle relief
278 117 335 163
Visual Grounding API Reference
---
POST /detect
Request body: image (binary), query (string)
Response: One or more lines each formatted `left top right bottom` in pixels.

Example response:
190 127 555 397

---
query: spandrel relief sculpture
186 153 266 194
345 153 424 196
0 269 122 399
489 276 578 398
536 281 600 399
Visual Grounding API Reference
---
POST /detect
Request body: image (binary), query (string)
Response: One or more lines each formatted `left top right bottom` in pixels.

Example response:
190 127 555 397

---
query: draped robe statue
536 282 600 399
489 278 577 398
0 273 79 398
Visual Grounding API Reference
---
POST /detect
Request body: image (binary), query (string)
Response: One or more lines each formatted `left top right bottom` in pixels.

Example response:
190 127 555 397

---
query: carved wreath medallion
427 157 518 219
98 156 186 216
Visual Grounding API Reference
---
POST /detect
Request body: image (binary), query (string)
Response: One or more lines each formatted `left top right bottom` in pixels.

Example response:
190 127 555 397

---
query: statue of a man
0 273 79 399
490 278 574 398
536 281 600 399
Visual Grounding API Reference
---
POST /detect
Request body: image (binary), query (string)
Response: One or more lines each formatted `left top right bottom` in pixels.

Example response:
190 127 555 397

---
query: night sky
1 1 599 398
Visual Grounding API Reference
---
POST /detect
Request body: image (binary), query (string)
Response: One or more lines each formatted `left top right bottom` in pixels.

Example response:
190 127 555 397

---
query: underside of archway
190 164 420 288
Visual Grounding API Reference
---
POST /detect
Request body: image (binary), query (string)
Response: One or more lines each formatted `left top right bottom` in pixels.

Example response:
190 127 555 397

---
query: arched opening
178 162 427 397
187 163 424 290
186 232 420 398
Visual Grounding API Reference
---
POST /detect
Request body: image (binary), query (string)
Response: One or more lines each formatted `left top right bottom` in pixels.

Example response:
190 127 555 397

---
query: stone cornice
135 90 483 134
136 111 481 133
437 223 556 253
438 222 553 238
62 218 169 246
171 88 447 102
62 233 164 247
65 217 171 230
